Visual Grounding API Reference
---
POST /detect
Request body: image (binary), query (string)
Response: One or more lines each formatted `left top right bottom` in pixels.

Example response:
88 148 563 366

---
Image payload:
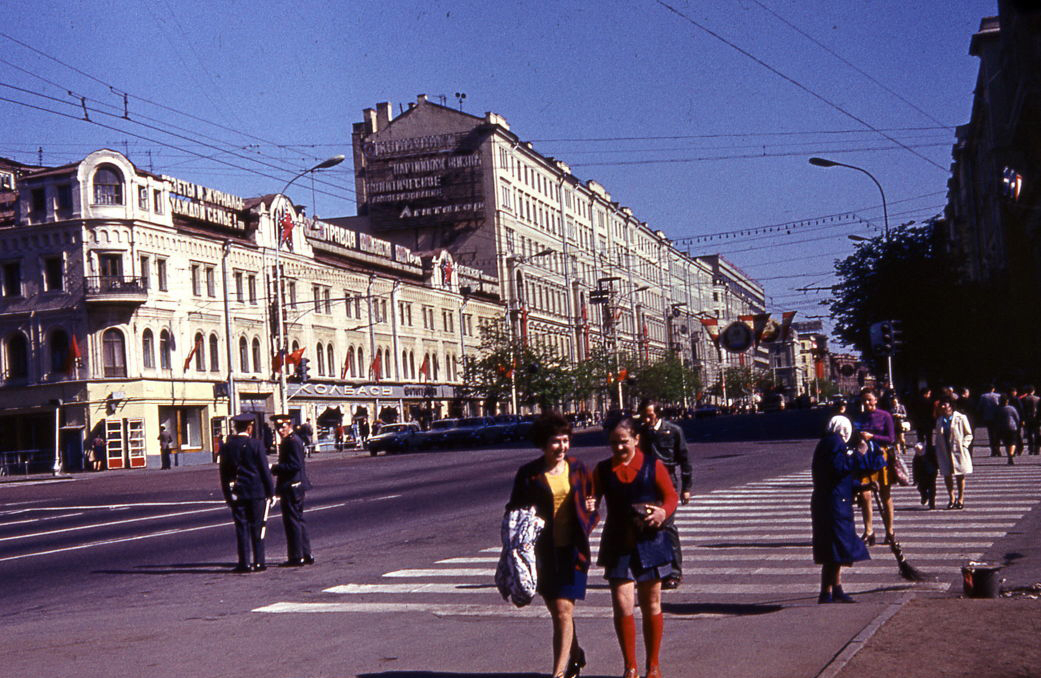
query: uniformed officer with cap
270 414 315 566
219 413 275 573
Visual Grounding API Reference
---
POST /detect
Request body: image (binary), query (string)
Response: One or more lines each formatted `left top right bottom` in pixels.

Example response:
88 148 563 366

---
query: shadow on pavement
662 601 784 616
92 562 235 575
698 541 813 548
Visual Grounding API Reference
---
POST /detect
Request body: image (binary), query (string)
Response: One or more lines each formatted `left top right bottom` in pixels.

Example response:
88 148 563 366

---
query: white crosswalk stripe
255 457 1041 617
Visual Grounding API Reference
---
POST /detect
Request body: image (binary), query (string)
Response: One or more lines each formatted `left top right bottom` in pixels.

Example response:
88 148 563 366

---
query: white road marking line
253 601 729 618
0 501 225 515
0 506 227 543
0 512 85 526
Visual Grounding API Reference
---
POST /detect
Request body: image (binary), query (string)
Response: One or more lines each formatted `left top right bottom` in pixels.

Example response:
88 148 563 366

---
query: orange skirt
860 447 891 488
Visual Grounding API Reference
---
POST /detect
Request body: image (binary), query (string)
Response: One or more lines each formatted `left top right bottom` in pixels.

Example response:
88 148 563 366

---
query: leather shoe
817 591 832 604
232 565 252 574
280 559 306 567
302 554 316 565
251 563 267 572
661 576 681 590
564 646 586 678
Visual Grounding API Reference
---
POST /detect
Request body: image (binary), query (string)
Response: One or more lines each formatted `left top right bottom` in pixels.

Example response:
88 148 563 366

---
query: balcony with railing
83 275 148 305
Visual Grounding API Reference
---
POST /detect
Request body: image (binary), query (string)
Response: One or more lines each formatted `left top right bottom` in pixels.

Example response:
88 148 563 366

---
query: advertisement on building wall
360 131 484 230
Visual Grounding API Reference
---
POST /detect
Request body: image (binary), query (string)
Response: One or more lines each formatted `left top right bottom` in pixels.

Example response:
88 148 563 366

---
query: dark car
487 414 520 442
694 404 720 418
761 393 788 413
420 418 461 449
443 416 496 448
365 422 421 456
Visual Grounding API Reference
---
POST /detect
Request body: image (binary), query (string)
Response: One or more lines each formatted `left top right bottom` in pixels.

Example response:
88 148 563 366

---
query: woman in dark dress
587 419 678 678
812 429 871 603
506 412 598 678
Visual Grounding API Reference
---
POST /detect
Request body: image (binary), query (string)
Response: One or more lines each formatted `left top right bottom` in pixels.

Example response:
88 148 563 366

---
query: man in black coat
219 414 275 573
637 398 692 589
271 415 315 567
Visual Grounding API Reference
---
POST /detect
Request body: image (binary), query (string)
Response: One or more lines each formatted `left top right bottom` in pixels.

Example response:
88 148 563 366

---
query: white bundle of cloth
494 506 545 607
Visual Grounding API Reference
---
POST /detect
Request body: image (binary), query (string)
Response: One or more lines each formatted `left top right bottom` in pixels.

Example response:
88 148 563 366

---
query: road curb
815 590 914 678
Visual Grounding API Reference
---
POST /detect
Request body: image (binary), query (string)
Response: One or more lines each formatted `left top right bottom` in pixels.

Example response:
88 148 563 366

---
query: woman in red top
587 419 678 678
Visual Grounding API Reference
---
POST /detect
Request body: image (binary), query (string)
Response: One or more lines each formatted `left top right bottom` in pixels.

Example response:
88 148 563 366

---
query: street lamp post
273 155 345 413
808 157 889 240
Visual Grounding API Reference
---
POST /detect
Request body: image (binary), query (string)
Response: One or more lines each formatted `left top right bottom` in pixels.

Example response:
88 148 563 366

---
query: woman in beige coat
933 396 973 509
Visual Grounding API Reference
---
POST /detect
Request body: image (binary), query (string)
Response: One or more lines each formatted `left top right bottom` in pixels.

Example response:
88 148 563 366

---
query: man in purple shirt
854 389 896 546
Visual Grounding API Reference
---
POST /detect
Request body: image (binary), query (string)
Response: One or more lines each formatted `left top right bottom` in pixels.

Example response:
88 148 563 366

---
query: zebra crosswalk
254 457 1041 618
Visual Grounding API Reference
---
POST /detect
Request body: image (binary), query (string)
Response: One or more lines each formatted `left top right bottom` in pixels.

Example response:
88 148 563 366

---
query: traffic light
878 321 894 355
298 358 311 383
890 319 904 350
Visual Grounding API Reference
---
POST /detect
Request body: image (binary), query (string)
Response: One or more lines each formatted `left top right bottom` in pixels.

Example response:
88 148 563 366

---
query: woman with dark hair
506 412 598 678
587 418 678 678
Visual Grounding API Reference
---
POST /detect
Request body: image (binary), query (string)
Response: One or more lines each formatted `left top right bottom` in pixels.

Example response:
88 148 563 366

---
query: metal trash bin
962 561 1003 598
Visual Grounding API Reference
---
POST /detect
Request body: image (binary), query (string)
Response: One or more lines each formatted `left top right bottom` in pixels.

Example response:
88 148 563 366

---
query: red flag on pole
341 352 352 379
419 354 430 380
66 334 83 374
285 347 305 366
279 209 295 249
370 352 382 382
779 311 798 342
273 349 285 374
183 335 202 371
699 317 721 345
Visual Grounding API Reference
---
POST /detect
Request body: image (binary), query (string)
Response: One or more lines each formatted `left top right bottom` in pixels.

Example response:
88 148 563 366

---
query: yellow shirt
545 462 573 547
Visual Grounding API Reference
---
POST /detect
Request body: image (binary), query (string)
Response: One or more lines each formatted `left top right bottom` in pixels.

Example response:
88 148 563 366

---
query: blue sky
0 0 997 344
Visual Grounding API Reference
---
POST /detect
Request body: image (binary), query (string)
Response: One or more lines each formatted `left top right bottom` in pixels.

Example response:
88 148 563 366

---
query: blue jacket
811 433 870 565
271 432 311 496
219 434 274 503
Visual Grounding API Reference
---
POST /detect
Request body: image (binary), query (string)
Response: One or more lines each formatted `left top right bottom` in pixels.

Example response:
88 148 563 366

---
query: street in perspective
2 1 1040 677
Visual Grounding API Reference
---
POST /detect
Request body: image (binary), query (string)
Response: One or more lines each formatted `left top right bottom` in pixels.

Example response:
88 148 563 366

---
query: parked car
513 414 538 441
761 393 788 412
442 416 497 448
693 404 720 418
365 422 421 456
487 414 520 442
419 418 461 449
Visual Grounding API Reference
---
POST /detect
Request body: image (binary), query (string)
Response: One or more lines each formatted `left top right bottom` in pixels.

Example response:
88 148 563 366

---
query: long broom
870 481 928 582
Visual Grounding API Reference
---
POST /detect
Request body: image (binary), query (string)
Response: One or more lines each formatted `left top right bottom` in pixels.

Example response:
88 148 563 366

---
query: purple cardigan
855 409 895 445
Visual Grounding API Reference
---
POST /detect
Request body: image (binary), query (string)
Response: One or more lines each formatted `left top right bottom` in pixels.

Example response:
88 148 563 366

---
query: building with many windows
0 149 499 471
344 95 767 405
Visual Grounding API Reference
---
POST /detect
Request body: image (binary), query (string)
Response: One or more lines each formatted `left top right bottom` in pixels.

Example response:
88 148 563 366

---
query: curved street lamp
274 155 346 412
809 157 889 240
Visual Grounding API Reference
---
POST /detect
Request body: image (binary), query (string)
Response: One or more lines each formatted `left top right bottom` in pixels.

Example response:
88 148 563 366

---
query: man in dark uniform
219 413 274 573
271 414 315 567
637 398 692 589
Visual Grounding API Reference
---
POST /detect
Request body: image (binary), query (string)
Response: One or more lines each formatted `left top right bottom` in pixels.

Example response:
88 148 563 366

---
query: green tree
630 354 702 405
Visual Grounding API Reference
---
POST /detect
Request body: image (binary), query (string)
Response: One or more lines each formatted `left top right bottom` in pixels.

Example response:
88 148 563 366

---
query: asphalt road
2 423 1037 678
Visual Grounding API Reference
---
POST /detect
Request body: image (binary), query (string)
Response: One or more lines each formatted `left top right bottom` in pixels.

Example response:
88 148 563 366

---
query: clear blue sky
0 0 997 345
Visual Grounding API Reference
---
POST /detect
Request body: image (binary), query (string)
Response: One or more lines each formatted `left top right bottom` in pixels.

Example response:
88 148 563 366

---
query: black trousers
664 468 683 577
280 489 312 561
230 499 267 567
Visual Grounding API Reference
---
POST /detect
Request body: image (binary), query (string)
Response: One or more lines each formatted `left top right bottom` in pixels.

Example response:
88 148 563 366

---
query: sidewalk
826 455 1041 678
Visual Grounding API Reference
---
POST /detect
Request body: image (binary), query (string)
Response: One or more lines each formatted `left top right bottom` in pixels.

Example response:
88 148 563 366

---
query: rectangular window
247 275 257 304
288 281 297 309
234 272 244 302
138 186 149 210
344 291 353 319
31 188 47 218
3 261 21 297
157 258 168 291
323 288 331 314
313 285 322 314
139 255 150 290
205 266 215 298
191 264 201 296
56 184 73 218
43 257 63 291
153 189 164 214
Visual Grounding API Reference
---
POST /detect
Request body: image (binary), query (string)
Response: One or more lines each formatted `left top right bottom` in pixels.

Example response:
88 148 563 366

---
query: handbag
892 453 911 486
631 502 664 534
900 421 911 432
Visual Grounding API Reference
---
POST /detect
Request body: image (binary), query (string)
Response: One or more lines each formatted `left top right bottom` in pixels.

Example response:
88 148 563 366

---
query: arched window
401 350 408 379
141 329 154 370
239 337 249 372
194 332 206 372
49 328 70 374
409 351 415 379
103 328 126 377
6 332 28 381
327 344 335 378
93 165 124 205
433 354 440 381
159 330 172 370
251 337 261 373
316 343 325 376
209 334 219 372
347 347 355 378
